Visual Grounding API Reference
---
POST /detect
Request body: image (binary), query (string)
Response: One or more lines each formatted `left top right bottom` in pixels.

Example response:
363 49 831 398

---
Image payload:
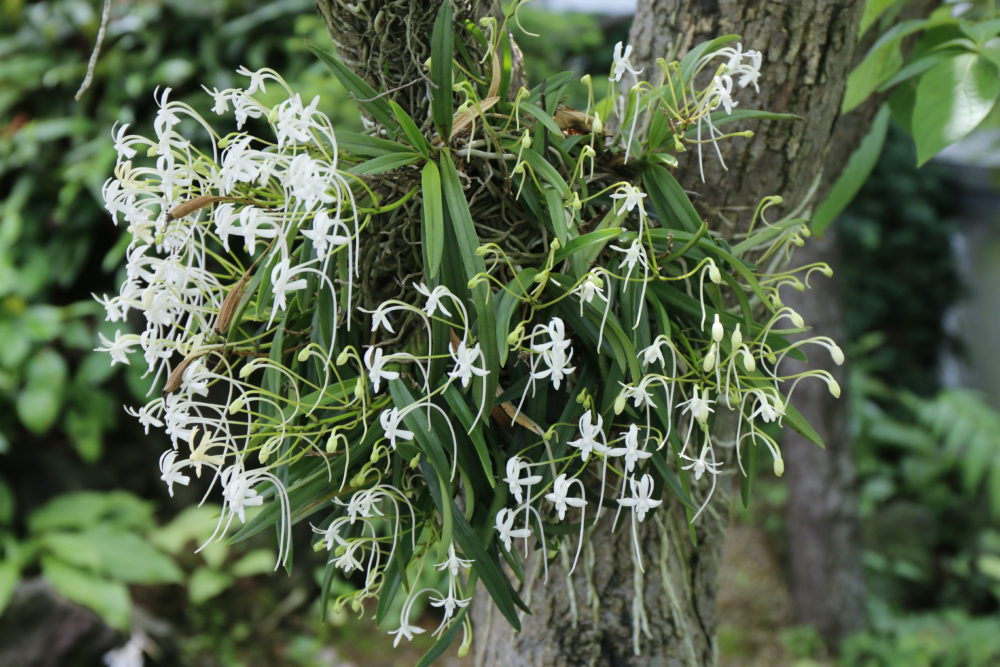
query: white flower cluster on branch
97 26 841 655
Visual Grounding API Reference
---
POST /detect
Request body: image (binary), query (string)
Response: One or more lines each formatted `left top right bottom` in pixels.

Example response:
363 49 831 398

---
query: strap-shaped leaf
390 100 431 156
439 153 498 408
812 105 890 234
421 161 445 279
347 152 422 175
430 1 454 139
307 41 397 131
642 166 701 234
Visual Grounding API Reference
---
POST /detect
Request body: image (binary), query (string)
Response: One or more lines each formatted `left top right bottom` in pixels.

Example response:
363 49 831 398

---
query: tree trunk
472 471 732 667
780 235 865 648
626 0 871 659
315 0 500 123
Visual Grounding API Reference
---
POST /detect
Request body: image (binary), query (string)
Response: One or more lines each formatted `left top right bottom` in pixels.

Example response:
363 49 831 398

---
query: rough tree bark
629 0 873 656
316 0 872 663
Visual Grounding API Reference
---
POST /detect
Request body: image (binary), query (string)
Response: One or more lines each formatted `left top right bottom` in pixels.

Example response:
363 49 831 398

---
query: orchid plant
97 3 839 662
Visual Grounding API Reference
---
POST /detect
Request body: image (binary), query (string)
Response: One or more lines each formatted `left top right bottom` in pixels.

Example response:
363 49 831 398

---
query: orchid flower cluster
97 14 838 660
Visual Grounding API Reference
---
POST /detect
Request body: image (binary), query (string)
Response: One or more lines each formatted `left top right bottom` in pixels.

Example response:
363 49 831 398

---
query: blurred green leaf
231 548 276 577
41 556 130 630
29 491 154 533
913 53 999 165
151 505 222 555
16 346 67 434
188 565 234 604
813 105 890 234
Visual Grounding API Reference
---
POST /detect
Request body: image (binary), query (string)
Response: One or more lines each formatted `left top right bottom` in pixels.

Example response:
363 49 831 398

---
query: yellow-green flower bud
711 314 724 343
827 378 841 398
708 260 721 284
702 344 717 373
830 344 844 366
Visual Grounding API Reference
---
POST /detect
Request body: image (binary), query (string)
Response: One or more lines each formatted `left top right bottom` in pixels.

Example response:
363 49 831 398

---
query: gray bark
472 480 732 667
780 236 865 648
0 579 120 667
627 0 871 657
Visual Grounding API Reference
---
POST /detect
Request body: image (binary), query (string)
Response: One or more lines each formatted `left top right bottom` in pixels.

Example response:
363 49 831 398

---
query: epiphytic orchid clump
98 3 840 660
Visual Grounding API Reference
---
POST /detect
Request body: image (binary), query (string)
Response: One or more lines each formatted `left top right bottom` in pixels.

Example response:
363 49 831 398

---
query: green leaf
0 479 14 525
188 566 234 604
554 227 622 265
346 152 421 175
89 530 184 584
17 346 67 435
695 109 801 134
421 161 444 279
336 131 416 158
151 505 221 555
430 1 454 139
843 19 931 112
913 54 999 165
307 41 397 131
784 402 826 449
859 0 903 37
642 167 701 234
231 549 277 577
416 607 469 667
0 553 19 616
812 105 890 235
519 101 563 136
29 491 153 533
678 34 740 84
439 153 498 405
41 556 130 630
389 100 430 156
443 384 494 485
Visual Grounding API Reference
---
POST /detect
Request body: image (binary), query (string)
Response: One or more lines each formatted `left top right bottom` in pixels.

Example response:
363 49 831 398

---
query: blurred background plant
2 0 1000 665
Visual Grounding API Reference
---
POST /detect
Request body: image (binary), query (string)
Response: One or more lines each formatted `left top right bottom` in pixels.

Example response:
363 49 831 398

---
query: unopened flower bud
228 395 245 413
773 457 784 477
520 130 532 149
830 344 844 366
326 431 340 453
731 324 743 349
614 392 628 415
707 260 721 284
827 378 841 398
591 113 603 135
409 454 421 469
711 314 724 343
790 310 804 328
297 347 311 362
741 348 756 372
702 344 717 373
507 325 524 346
